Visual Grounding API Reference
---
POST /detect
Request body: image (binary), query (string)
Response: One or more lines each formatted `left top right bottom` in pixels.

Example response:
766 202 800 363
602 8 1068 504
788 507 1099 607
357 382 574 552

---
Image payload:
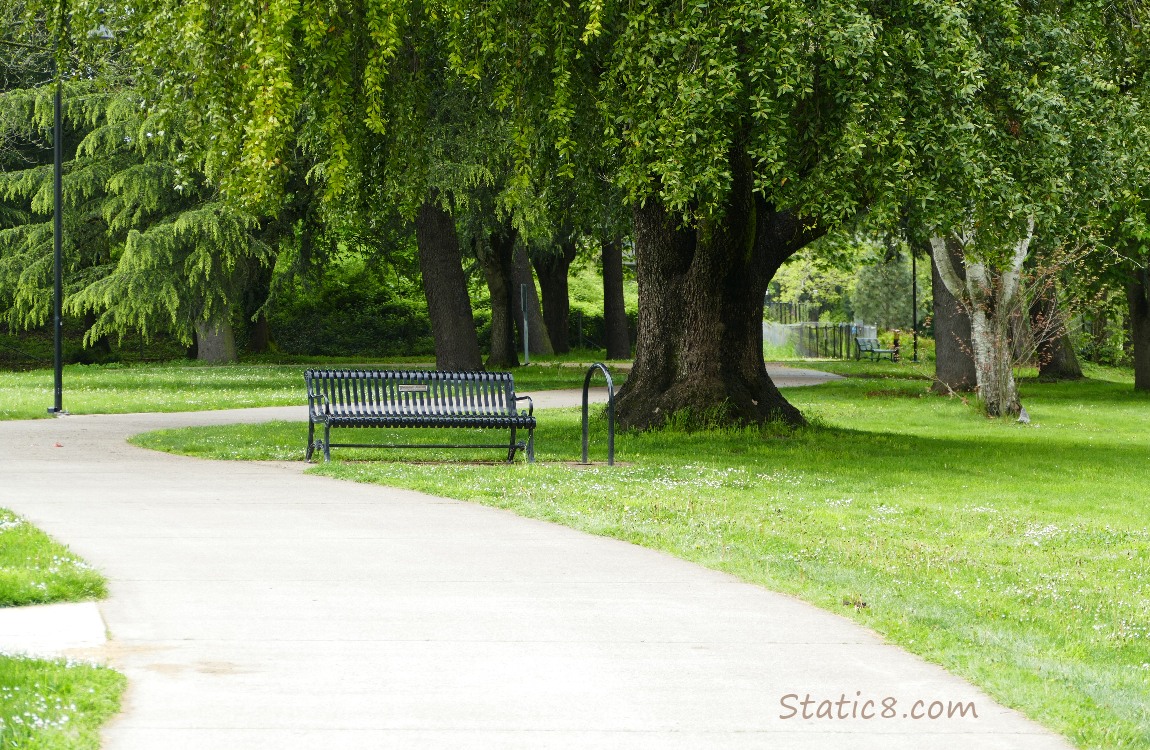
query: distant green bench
855 337 896 361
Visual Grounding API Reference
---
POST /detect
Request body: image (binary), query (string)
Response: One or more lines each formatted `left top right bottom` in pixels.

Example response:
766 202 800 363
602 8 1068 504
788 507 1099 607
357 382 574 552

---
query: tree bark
1037 332 1083 381
616 148 817 429
927 237 976 393
532 240 577 354
415 199 483 371
476 224 519 369
1128 265 1150 392
602 237 631 360
930 223 1032 418
512 246 553 356
1030 286 1082 381
242 260 274 355
195 311 238 364
247 313 272 354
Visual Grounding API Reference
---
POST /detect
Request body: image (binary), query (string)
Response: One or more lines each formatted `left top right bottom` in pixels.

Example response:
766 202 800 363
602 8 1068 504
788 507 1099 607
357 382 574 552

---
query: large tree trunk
415 199 483 371
1128 265 1150 392
532 240 577 354
1030 286 1082 381
195 311 238 364
616 149 817 429
927 237 976 393
602 237 631 360
512 246 553 356
476 224 519 369
1038 332 1083 381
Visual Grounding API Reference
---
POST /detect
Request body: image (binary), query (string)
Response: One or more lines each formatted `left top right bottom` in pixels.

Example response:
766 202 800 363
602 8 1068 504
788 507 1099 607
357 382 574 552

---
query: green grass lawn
0 510 125 749
0 359 628 420
0 510 106 608
0 657 124 750
131 368 1150 749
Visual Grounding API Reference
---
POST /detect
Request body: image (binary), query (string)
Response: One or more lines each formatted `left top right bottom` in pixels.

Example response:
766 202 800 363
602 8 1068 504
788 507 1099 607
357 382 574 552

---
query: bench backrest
856 338 880 351
305 369 518 418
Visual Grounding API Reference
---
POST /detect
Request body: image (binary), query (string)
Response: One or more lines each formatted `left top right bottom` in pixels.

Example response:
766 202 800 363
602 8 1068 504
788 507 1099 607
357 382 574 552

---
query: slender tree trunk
477 225 519 369
512 246 553 356
602 237 631 360
1128 265 1150 392
415 199 483 371
195 311 238 364
532 240 576 354
616 147 818 429
927 237 976 392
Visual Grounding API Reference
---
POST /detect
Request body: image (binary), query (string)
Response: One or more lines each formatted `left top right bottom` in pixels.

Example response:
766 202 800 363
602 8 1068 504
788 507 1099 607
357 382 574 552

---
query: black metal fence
795 323 862 360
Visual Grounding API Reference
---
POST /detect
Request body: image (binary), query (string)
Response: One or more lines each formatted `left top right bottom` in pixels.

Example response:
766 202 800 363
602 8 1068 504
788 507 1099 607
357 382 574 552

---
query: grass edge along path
0 509 125 750
129 371 1150 750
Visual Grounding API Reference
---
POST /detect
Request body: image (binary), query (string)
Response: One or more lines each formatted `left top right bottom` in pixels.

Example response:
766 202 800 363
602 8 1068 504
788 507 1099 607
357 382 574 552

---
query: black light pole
4 22 112 416
50 47 64 414
911 249 919 363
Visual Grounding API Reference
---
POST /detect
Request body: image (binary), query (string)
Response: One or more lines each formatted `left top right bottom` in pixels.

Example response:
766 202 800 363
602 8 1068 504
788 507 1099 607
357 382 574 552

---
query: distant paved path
0 369 1068 750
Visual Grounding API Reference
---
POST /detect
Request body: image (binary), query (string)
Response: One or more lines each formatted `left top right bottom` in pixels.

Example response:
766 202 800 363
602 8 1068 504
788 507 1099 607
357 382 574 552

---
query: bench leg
306 420 315 462
507 425 518 463
526 429 534 464
323 423 331 463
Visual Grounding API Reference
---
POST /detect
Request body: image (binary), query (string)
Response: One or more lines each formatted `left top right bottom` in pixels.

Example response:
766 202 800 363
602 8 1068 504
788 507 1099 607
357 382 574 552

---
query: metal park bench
855 337 897 361
305 369 535 463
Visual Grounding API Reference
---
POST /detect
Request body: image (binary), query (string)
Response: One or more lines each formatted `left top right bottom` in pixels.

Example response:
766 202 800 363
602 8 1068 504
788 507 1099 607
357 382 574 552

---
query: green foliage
850 252 932 330
268 268 435 357
0 73 274 345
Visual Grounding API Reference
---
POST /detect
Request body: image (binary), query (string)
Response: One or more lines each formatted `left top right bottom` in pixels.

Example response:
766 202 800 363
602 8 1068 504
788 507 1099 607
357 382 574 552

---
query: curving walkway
0 370 1070 749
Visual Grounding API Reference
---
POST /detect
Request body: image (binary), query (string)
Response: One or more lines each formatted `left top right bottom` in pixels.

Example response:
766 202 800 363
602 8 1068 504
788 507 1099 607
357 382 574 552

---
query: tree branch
999 216 1035 310
929 235 966 300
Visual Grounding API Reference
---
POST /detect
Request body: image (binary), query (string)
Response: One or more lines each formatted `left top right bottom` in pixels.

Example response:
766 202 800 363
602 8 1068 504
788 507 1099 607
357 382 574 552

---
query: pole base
46 408 69 416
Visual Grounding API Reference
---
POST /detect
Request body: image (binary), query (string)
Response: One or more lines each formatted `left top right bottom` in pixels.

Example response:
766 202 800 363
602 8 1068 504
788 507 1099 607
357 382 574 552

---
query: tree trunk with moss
616 151 817 429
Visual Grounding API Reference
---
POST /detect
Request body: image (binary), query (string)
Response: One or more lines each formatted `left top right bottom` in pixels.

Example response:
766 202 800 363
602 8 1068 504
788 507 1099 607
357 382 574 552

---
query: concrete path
0 371 1068 749
0 601 107 657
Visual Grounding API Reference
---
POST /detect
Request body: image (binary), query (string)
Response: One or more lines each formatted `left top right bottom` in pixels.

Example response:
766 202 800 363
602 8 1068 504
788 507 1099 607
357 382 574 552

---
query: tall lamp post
911 248 919 363
3 23 112 415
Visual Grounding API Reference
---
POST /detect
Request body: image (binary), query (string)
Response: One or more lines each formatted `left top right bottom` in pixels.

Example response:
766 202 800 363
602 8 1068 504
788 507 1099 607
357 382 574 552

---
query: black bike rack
581 363 615 466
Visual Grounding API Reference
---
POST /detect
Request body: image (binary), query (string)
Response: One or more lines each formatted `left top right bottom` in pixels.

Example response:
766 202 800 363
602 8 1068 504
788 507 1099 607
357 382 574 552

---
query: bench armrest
308 392 330 416
514 394 534 416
